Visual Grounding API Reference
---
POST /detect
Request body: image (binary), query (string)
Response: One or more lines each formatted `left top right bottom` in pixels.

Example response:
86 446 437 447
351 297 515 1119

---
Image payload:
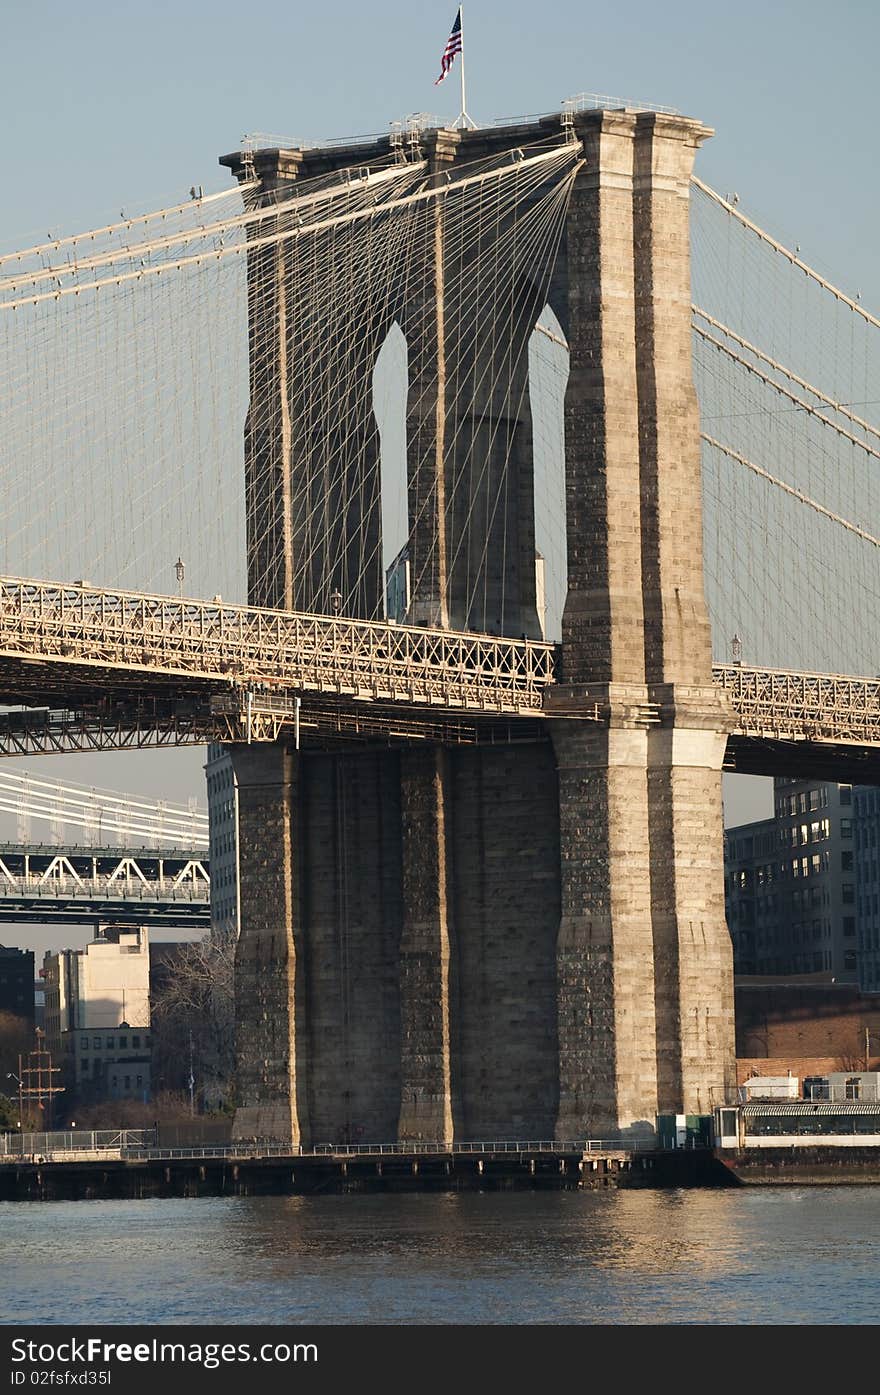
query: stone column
645 714 735 1115
230 743 308 1147
397 746 458 1141
403 130 460 628
632 113 736 1113
551 716 658 1138
556 111 647 687
222 147 385 619
547 112 658 1138
221 151 304 612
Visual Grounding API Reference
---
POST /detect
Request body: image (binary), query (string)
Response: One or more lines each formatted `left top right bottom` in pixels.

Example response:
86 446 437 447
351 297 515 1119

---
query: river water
3 1188 879 1325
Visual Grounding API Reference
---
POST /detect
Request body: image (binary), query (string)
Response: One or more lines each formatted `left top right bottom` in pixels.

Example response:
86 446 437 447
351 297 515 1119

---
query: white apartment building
43 925 151 1101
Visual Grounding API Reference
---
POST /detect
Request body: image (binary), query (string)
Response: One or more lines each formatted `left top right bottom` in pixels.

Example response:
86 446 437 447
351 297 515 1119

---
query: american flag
434 8 463 85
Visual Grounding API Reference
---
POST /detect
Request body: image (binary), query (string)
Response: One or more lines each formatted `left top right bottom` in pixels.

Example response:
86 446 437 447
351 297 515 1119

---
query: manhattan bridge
1 97 878 1145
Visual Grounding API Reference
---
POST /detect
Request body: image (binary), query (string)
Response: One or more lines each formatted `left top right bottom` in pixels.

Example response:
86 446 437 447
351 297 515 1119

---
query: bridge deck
0 580 878 760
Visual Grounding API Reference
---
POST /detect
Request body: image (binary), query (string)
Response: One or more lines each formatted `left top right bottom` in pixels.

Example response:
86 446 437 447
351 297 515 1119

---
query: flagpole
459 6 468 124
457 6 476 129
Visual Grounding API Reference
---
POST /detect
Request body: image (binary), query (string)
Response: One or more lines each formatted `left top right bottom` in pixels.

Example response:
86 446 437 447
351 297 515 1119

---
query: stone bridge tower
219 108 735 1146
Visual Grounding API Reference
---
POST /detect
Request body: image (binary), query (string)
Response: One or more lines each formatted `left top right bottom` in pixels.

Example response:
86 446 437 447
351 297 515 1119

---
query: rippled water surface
3 1189 880 1324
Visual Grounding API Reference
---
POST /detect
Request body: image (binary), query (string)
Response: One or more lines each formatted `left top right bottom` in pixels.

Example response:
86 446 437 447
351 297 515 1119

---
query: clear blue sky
3 0 878 308
0 0 873 916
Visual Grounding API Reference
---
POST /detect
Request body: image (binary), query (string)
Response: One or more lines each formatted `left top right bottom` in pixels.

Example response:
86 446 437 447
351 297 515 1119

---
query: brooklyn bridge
1 99 878 1144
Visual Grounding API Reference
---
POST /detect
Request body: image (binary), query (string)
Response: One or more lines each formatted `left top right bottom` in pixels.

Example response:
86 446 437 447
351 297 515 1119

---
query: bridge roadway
0 841 210 926
0 578 877 775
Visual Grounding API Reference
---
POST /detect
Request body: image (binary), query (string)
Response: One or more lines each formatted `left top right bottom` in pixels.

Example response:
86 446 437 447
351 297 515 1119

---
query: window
93 1037 101 1051
80 1059 89 1073
841 819 853 838
132 1035 140 1048
840 786 852 806
136 1075 143 1088
842 852 854 871
842 885 855 904
118 1035 127 1048
844 917 856 937
846 1076 861 1099
124 1075 131 1090
106 1037 114 1049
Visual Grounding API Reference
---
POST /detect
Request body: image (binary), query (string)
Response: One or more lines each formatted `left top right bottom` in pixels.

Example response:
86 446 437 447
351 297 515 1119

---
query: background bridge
0 842 210 927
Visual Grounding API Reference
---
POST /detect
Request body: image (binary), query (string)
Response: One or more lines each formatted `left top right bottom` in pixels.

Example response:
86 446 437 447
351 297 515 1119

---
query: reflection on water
3 1189 879 1325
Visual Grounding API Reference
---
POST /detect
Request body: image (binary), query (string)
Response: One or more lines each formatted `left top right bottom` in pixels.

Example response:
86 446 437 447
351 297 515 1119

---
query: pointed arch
373 321 410 618
528 304 569 641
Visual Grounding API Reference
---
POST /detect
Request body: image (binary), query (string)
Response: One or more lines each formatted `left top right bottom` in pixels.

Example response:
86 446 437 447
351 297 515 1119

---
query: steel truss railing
0 705 223 756
0 874 208 902
0 579 878 754
715 664 880 745
0 578 556 716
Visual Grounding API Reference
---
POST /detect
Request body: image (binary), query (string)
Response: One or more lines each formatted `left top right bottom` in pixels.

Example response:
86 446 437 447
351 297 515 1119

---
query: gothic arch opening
372 321 410 620
528 304 569 641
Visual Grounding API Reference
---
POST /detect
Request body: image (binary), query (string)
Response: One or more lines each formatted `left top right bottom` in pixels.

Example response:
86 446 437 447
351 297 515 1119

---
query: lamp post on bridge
5 1072 23 1130
175 557 185 600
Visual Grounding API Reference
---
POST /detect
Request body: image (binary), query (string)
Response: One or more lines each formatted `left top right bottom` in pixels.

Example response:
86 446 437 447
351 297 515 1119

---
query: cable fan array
691 180 880 678
0 135 581 644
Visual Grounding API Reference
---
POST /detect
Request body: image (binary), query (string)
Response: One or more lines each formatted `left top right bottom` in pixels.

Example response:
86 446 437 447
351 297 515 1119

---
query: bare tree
151 933 236 1110
0 1009 34 1080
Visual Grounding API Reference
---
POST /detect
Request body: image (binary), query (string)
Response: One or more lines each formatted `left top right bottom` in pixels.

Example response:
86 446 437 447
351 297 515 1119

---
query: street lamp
6 1072 23 1128
731 633 743 665
188 1030 195 1118
175 557 185 599
330 587 342 615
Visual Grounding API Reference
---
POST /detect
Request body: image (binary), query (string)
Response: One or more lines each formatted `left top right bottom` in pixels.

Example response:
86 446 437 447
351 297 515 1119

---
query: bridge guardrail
714 663 880 744
0 578 558 716
0 1136 657 1163
0 1128 155 1155
0 876 209 901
